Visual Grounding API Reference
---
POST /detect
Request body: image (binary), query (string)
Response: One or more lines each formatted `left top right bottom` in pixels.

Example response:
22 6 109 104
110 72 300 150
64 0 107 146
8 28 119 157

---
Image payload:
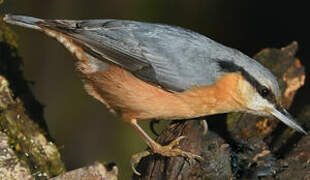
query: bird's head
218 59 306 134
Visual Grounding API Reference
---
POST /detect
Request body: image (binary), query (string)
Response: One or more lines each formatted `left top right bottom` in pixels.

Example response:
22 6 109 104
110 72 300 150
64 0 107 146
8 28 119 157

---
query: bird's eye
260 87 270 97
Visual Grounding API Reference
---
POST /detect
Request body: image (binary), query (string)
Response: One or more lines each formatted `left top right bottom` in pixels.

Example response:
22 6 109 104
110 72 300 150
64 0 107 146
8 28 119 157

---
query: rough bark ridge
1 12 309 179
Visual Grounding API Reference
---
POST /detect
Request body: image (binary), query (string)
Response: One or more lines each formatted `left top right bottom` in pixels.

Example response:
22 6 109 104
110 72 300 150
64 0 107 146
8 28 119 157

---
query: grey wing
39 19 224 91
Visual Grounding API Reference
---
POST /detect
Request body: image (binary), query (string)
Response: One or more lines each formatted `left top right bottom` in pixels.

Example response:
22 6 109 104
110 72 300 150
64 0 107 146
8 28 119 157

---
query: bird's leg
129 119 202 175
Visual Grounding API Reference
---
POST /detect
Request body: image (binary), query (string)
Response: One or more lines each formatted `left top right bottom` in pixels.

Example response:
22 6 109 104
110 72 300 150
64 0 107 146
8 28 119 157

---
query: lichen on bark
0 19 65 179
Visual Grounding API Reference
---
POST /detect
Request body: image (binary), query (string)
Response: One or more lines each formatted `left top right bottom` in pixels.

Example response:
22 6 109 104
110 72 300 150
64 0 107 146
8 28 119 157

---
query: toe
130 151 151 176
168 135 187 148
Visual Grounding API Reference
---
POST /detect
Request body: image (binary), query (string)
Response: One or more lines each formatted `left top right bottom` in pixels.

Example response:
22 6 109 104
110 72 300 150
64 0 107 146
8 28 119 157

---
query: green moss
226 112 242 131
0 18 18 48
0 105 65 179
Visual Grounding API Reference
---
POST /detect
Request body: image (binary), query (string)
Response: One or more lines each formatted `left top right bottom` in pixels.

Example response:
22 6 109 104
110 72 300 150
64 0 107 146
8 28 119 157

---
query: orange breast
82 64 246 122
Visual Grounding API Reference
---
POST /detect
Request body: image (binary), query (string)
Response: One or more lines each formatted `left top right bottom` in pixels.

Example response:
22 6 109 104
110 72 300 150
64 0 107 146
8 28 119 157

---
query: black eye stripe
217 60 276 104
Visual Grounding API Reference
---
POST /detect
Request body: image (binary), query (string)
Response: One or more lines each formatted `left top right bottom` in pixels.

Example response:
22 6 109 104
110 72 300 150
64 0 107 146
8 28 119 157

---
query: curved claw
130 151 151 176
150 120 160 136
167 135 187 148
200 120 208 135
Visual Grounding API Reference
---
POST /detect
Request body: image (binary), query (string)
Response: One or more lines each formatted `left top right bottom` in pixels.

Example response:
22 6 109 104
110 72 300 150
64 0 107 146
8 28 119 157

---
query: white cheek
247 93 273 112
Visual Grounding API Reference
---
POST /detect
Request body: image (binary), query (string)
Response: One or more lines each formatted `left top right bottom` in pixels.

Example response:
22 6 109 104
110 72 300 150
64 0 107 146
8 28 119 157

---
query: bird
3 14 306 175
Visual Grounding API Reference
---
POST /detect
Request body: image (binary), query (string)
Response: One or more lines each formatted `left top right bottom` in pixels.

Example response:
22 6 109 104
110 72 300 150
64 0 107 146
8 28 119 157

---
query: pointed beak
270 106 307 134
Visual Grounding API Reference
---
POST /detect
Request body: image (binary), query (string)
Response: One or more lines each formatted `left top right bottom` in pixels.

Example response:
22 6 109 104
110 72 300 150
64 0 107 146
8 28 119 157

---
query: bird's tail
3 14 43 31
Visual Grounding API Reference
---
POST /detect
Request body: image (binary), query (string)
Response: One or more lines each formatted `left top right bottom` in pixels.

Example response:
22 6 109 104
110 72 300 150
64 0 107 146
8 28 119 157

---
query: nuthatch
3 14 306 174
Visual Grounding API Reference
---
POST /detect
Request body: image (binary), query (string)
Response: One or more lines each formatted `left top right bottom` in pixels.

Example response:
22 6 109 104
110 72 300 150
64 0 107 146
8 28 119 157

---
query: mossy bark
0 19 65 179
0 16 118 180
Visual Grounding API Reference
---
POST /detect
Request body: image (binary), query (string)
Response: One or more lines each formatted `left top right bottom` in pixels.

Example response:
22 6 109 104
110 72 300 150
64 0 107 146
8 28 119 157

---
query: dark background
1 1 309 179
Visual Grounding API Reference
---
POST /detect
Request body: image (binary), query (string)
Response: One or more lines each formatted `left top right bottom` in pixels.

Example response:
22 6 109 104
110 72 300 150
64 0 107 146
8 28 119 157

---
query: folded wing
38 19 224 92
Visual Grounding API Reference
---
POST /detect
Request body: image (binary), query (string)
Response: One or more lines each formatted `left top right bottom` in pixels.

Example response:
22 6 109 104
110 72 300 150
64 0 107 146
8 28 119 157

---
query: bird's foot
131 136 202 175
151 136 202 158
130 151 151 175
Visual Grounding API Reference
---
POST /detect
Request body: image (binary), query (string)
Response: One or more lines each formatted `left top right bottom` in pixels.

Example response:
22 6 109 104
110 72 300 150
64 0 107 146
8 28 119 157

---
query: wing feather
38 19 224 91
